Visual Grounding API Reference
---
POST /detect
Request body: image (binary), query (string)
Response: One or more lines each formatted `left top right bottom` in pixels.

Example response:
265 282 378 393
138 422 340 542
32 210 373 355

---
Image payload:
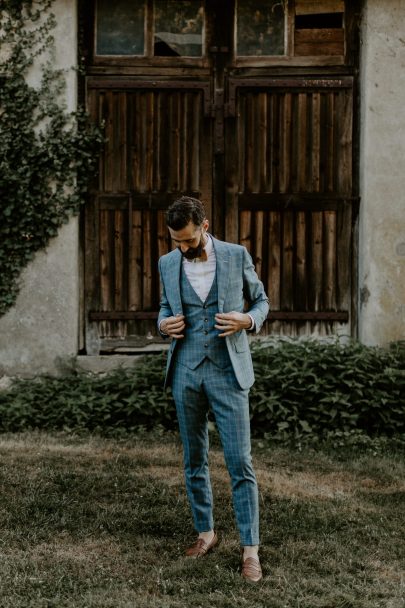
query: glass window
96 0 145 56
154 0 203 57
236 0 285 56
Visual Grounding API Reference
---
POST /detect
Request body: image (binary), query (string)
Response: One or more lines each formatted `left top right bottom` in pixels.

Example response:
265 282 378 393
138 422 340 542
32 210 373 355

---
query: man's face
169 219 209 259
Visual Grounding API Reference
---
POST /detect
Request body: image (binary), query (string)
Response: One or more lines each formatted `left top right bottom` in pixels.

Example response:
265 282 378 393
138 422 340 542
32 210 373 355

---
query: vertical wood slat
142 210 152 310
128 209 142 311
281 211 294 310
139 92 147 192
311 92 321 192
114 210 126 311
103 91 114 192
145 91 154 192
152 92 160 192
254 211 264 281
324 210 337 309
169 93 180 192
245 94 256 192
336 201 351 311
295 211 307 310
337 89 353 195
280 93 292 193
310 211 323 311
239 211 251 252
268 211 281 310
326 93 335 192
266 94 274 192
191 92 200 192
258 92 268 192
132 93 141 191
100 209 113 312
297 93 308 191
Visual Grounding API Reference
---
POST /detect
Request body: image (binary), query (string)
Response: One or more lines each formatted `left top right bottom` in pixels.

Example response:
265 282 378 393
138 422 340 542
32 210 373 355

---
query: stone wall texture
358 0 405 345
0 0 79 376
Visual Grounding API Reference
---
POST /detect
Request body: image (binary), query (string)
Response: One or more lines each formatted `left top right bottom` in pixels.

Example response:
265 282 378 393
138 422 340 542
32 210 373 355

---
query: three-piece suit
158 235 269 546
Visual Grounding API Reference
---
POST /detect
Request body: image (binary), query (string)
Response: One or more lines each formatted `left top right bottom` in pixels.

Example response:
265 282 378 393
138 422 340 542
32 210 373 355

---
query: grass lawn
0 431 403 608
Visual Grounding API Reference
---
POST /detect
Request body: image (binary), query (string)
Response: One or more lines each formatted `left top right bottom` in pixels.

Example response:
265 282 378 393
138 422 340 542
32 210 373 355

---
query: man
158 196 269 583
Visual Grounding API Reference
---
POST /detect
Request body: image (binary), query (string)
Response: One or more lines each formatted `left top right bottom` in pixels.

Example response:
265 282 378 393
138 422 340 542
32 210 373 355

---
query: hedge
0 339 403 441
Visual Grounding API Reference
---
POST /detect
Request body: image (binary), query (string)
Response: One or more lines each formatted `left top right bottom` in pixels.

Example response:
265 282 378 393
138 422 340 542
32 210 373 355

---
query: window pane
154 0 203 57
237 0 285 56
96 0 145 56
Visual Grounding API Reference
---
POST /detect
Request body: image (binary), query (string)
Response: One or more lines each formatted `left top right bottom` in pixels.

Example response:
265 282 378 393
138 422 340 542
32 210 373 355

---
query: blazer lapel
211 236 230 312
166 248 183 316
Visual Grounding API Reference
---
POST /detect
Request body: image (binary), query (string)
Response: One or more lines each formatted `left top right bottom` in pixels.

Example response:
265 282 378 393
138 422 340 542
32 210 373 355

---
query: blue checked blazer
158 236 269 390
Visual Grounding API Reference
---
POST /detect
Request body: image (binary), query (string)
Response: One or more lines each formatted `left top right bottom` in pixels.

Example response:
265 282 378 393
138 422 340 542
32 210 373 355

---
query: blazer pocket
233 333 248 353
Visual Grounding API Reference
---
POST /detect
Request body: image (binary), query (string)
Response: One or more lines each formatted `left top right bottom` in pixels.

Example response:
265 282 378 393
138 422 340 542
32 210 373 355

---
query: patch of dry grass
0 430 404 607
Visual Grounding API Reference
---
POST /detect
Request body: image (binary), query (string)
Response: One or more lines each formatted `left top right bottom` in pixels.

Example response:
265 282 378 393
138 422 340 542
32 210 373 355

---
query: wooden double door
82 0 358 353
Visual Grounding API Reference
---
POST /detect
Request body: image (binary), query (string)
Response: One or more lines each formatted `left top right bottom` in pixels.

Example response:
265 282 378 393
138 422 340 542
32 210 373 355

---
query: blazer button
204 343 208 348
204 330 208 335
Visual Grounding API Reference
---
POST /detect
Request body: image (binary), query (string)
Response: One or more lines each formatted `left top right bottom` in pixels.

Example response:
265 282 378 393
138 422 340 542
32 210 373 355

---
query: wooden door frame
77 0 362 352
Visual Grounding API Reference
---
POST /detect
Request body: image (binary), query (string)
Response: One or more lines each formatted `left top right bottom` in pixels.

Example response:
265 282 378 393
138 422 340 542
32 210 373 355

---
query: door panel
225 78 354 335
84 83 212 351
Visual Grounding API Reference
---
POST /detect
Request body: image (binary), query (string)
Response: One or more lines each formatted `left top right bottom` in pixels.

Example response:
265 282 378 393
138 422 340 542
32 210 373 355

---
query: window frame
92 0 208 67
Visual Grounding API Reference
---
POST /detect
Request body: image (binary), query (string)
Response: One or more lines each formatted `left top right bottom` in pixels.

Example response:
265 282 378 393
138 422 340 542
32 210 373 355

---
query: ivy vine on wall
0 0 103 314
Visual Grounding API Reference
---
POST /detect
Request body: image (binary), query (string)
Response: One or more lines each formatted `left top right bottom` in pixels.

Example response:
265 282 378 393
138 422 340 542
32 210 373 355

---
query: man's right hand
160 315 186 339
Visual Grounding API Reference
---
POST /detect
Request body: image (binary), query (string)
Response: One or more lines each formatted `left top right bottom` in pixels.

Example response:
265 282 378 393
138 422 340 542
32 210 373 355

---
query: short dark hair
166 196 206 230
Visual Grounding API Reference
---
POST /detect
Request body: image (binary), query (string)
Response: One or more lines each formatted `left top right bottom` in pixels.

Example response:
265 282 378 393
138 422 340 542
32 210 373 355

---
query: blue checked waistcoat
158 236 270 390
175 267 231 370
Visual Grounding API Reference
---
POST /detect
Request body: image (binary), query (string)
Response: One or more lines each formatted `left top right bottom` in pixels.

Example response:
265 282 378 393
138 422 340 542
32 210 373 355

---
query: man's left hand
215 312 252 337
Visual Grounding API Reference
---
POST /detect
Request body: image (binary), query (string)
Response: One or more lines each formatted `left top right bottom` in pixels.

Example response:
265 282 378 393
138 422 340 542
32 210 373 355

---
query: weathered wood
311 92 321 191
281 210 294 310
336 201 352 312
142 210 152 309
239 210 251 252
296 211 308 310
295 29 344 57
128 209 142 311
295 1 345 15
268 211 281 310
297 92 308 191
254 211 264 280
324 210 337 309
114 210 126 310
280 93 292 193
310 211 323 311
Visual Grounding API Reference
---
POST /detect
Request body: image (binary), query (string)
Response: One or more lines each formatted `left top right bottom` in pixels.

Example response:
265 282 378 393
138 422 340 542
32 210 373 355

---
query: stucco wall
0 0 79 376
359 0 405 344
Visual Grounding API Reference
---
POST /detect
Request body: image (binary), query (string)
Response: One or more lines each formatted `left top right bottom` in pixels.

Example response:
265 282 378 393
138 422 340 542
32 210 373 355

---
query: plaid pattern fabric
158 236 270 390
172 358 260 546
158 236 268 546
175 266 231 370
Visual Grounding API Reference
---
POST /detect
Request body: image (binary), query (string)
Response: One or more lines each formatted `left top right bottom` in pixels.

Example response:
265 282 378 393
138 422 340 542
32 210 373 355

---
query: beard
181 234 206 260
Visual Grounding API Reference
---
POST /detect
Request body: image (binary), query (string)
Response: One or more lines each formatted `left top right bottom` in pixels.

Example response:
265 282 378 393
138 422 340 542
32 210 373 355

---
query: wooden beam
295 1 345 15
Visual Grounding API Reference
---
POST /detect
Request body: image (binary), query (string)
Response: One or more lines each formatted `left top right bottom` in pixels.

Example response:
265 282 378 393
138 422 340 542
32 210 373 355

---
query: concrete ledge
75 353 164 374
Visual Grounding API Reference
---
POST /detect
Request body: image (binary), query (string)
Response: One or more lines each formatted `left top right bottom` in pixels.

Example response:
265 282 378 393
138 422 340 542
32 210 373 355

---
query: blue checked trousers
171 358 260 546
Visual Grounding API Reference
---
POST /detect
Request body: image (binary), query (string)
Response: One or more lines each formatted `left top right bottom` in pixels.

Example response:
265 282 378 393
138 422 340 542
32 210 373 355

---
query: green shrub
250 338 405 440
0 340 404 440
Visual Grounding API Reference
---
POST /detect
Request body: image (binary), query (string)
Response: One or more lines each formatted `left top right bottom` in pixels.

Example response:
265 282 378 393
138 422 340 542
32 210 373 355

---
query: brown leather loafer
241 556 263 583
185 532 218 558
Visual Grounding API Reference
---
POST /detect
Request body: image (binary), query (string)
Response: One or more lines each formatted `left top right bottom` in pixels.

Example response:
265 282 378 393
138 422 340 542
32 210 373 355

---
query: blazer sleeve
242 247 270 334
